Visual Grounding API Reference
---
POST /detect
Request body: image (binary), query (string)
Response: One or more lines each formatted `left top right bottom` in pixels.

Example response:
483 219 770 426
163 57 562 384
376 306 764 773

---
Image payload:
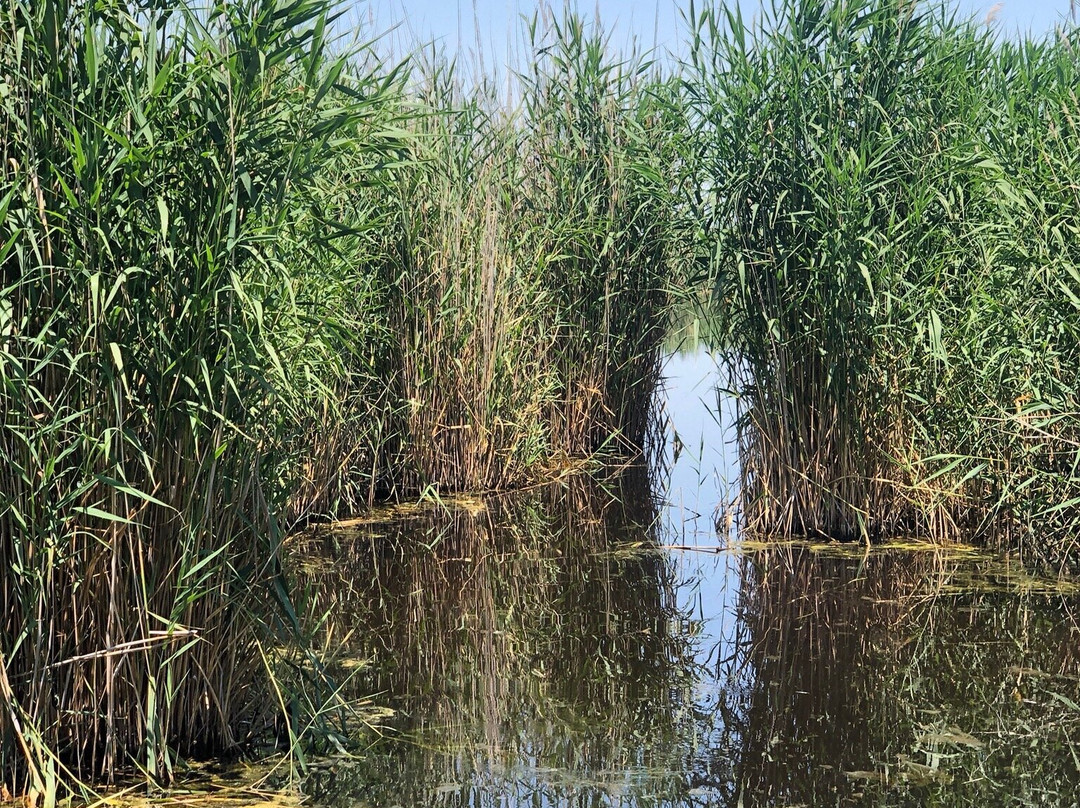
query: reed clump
0 0 396 797
518 15 684 458
379 16 685 493
686 0 1080 562
375 63 560 494
0 0 683 799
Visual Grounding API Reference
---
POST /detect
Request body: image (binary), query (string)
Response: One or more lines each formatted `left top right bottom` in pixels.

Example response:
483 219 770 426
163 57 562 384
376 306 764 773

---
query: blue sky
351 0 1077 60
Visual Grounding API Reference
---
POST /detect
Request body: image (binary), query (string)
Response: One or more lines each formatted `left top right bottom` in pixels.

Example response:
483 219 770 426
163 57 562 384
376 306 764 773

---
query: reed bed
0 0 400 799
685 0 1080 562
0 0 683 798
9 0 1080 798
380 16 684 493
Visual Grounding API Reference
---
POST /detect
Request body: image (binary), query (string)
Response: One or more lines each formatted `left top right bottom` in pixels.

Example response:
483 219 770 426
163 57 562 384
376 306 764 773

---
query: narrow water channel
285 349 1080 807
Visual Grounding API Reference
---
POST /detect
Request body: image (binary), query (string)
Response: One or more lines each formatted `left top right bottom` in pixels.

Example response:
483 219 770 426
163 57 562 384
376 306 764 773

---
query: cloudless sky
350 0 1077 62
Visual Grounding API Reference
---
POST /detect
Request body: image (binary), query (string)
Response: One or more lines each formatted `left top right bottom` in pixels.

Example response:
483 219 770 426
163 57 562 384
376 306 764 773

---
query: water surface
286 350 1080 807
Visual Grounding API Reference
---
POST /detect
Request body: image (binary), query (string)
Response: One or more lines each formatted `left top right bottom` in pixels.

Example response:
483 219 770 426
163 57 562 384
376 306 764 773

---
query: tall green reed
378 59 558 494
0 0 399 797
685 0 1080 558
378 11 687 493
930 27 1080 566
0 0 686 796
521 11 685 458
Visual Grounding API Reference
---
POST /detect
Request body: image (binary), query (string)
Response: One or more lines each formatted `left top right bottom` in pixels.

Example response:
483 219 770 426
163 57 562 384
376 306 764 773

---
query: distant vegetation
1 0 1078 800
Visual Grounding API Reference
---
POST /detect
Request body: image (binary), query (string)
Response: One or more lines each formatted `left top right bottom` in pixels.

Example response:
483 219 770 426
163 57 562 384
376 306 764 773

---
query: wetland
265 352 1080 806
4 0 1080 802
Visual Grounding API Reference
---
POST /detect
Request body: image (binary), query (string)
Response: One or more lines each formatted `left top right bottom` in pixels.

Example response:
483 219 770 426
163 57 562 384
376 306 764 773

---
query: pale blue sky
349 0 1077 60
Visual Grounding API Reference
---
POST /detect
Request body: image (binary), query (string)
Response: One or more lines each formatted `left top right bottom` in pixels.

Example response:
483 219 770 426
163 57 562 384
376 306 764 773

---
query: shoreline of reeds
685 0 1080 567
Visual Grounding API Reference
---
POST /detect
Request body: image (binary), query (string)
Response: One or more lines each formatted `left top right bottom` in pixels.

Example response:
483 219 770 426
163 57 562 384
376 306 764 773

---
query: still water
286 350 1080 807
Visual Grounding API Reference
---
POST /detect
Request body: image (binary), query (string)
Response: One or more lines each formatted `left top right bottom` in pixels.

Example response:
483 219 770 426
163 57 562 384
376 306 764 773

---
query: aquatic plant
0 0 682 798
0 0 401 797
685 0 1080 561
518 12 685 458
379 12 685 493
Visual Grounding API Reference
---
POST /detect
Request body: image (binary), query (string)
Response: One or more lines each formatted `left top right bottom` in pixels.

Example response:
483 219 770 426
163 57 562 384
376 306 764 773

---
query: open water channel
267 349 1080 807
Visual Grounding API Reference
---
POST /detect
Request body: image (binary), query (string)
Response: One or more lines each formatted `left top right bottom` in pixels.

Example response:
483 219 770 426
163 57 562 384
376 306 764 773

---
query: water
282 349 1080 807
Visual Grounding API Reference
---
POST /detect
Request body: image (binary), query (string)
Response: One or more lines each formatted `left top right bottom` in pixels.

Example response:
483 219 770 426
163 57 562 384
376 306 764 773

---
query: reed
379 13 685 494
518 12 684 458
376 60 559 494
685 0 1080 559
0 0 683 797
0 0 401 797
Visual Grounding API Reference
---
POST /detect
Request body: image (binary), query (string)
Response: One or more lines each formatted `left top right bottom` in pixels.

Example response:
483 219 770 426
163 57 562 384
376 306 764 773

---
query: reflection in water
720 546 1080 805
289 469 708 806
280 350 1080 807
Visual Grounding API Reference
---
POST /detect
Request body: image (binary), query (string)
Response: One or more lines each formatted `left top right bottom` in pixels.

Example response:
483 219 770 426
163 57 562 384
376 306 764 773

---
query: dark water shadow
285 468 716 806
708 543 1080 806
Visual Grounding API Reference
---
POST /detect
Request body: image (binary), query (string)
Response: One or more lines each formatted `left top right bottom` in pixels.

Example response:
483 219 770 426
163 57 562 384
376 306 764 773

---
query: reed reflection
719 545 1080 806
288 468 708 806
284 476 1080 807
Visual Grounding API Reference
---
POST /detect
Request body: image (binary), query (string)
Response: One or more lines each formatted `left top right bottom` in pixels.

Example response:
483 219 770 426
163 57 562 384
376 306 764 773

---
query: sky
349 0 1077 62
